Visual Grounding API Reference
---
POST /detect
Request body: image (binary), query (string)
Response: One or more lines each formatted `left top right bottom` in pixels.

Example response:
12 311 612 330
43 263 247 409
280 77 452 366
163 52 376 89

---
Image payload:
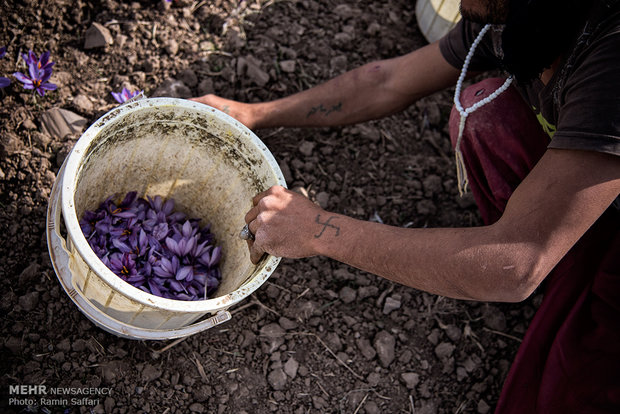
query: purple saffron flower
0 46 5 59
111 87 142 104
165 235 196 257
176 265 194 282
108 253 138 280
13 63 57 96
153 256 180 279
22 50 55 71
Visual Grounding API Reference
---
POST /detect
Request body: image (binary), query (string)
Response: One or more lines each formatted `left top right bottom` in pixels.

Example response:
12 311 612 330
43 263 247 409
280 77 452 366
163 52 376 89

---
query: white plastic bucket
47 97 286 340
415 0 462 43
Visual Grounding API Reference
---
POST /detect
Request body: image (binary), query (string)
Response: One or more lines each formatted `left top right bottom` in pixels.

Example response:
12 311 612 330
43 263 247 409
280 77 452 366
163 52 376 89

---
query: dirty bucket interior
72 100 282 299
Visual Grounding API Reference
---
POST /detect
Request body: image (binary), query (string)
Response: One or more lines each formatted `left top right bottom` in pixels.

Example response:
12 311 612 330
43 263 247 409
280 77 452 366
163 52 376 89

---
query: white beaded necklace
453 23 513 196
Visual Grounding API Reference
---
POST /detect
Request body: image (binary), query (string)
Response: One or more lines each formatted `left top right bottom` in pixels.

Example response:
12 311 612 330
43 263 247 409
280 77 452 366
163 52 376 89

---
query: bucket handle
46 162 231 340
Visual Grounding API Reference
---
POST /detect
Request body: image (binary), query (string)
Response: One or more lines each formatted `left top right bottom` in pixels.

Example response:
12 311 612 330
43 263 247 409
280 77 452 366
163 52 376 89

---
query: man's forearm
252 42 460 129
252 61 406 129
310 214 530 302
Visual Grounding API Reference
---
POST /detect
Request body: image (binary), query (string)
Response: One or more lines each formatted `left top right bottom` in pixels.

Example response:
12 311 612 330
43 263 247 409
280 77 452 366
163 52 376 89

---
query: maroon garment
449 78 620 413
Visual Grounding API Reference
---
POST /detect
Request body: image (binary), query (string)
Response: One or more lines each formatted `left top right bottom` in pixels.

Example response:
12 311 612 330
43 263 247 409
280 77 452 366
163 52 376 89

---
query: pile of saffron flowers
80 192 222 301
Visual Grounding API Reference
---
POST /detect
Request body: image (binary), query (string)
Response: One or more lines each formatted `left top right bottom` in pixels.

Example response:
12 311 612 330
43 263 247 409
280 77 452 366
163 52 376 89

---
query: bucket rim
60 97 286 313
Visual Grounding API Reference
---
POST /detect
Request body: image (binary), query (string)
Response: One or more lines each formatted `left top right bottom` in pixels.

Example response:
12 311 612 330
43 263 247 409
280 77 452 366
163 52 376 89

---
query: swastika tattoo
314 214 340 238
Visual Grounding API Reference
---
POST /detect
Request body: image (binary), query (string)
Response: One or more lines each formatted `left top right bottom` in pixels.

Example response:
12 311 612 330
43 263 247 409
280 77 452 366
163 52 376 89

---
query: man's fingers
252 188 271 206
250 244 265 264
245 205 259 225
248 219 259 236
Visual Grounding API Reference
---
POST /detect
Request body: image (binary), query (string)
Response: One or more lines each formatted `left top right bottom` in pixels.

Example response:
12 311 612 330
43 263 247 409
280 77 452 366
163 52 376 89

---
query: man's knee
449 77 514 149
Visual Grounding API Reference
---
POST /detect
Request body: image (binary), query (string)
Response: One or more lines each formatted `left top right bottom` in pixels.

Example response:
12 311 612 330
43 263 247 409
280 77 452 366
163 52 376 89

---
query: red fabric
449 78 620 413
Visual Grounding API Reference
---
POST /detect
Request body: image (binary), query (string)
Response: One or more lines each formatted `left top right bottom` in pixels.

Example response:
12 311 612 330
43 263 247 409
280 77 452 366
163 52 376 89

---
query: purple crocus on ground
13 50 57 96
111 87 142 103
22 50 55 71
80 192 223 301
0 46 10 88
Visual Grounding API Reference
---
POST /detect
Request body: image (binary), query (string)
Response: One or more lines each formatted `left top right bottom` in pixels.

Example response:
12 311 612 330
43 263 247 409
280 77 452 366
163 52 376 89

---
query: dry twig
353 393 369 414
482 327 523 343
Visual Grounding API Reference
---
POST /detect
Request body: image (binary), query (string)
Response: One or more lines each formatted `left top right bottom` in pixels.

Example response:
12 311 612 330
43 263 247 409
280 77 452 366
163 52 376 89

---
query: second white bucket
416 0 462 43
47 97 286 340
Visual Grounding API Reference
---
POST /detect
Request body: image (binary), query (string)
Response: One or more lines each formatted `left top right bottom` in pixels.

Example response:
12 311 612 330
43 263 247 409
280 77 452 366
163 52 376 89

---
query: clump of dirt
0 1 538 413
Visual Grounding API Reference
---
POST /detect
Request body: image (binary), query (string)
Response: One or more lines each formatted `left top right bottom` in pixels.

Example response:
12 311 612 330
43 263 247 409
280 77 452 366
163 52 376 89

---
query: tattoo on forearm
306 102 343 118
314 214 340 238
222 105 230 114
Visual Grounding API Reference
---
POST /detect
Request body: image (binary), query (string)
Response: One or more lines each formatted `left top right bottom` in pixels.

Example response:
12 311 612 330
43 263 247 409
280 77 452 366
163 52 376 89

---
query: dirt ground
0 1 539 413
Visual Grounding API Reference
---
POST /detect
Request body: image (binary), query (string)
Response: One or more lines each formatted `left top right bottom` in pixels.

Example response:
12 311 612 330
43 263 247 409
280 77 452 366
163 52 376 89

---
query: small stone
356 338 376 360
366 372 381 387
165 38 179 55
0 133 23 156
51 352 65 362
278 160 294 184
426 329 440 346
463 356 478 372
260 323 286 353
315 192 330 209
141 364 162 382
338 286 356 304
260 323 285 338
434 342 455 360
365 401 380 414
268 368 287 390
4 337 22 354
383 296 401 314
330 55 347 73
279 59 296 73
40 107 87 140
284 358 299 379
358 286 379 299
18 291 39 312
278 317 298 330
73 94 94 113
189 402 205 413
84 22 114 49
57 338 71 352
18 263 40 285
400 372 420 389
477 399 490 414
72 339 86 352
482 305 507 331
374 330 396 368
104 397 115 413
298 140 315 156
237 56 269 87
445 324 462 342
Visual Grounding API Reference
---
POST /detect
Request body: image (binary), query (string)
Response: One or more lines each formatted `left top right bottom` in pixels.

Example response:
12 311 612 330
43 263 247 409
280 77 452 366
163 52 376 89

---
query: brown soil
0 1 538 413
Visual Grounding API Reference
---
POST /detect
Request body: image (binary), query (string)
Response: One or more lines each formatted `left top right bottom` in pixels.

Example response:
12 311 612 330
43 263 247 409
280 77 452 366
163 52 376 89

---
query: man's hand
190 94 258 130
243 186 329 263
